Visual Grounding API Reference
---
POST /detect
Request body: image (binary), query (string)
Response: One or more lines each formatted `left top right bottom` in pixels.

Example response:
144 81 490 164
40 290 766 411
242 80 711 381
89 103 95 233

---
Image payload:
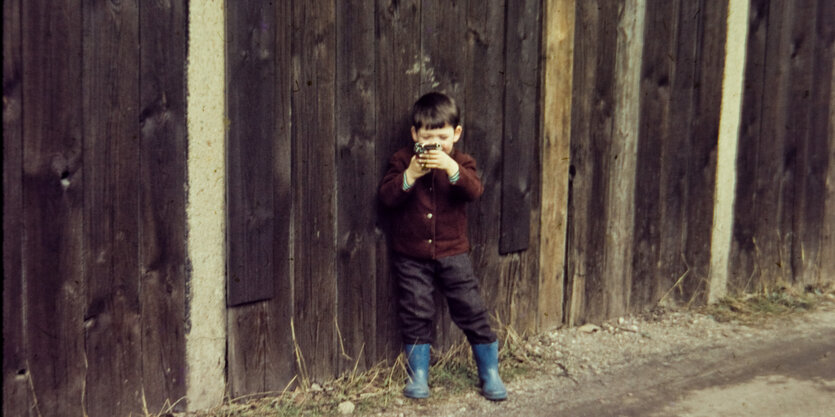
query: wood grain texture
632 0 675 310
603 0 644 317
374 0 421 359
684 0 726 303
21 1 86 415
817 0 835 283
465 0 507 331
499 0 540 255
291 0 338 380
264 0 297 393
788 0 829 286
731 0 795 291
537 0 573 330
226 1 277 306
2 0 28 415
422 0 469 349
566 0 618 324
139 0 188 409
82 1 143 415
336 0 378 372
225 1 277 396
502 0 542 333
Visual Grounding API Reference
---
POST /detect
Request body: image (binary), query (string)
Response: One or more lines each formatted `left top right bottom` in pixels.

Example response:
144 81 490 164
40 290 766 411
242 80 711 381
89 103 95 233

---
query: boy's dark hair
411 92 460 130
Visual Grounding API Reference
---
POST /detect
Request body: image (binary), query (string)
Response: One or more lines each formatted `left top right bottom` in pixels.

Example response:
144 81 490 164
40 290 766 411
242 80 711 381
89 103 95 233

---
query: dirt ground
374 295 835 417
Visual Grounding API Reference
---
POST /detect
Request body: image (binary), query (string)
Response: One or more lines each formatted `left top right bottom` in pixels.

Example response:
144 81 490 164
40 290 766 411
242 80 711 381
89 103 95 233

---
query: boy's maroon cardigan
379 147 484 260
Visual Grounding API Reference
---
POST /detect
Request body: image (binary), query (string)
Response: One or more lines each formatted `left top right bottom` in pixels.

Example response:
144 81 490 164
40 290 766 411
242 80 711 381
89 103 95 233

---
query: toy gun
414 143 441 154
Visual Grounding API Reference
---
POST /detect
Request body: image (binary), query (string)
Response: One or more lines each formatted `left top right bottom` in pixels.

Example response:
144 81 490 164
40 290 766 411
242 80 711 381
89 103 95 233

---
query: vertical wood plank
680 0 726 303
729 0 769 291
503 0 542 332
225 0 277 396
21 1 86 415
139 0 188 409
375 0 421 359
264 0 297 393
421 0 469 349
226 1 276 307
788 0 826 285
732 0 794 291
336 0 378 371
709 0 749 302
82 1 143 415
499 0 540 255
2 0 29 415
538 0 573 330
656 0 699 305
815 0 835 283
566 0 618 324
632 0 676 309
603 0 645 316
292 0 338 380
465 0 506 328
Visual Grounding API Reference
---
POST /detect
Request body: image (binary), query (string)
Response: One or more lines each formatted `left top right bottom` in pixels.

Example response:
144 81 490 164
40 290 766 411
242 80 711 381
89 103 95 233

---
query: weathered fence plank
139 0 188 408
567 0 618 324
499 0 539 255
21 1 86 415
603 0 645 317
226 0 277 396
264 0 297 393
789 0 828 285
374 0 422 359
292 0 338 380
336 0 378 372
422 0 470 349
732 0 795 291
817 0 835 283
632 0 675 310
679 0 726 302
538 0 573 330
82 1 143 415
502 0 542 333
464 0 507 328
633 0 725 308
2 0 28 415
226 0 276 307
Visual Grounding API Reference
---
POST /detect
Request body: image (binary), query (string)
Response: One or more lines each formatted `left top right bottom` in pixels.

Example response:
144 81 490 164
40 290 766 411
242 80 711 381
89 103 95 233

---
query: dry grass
700 282 834 325
154 319 541 417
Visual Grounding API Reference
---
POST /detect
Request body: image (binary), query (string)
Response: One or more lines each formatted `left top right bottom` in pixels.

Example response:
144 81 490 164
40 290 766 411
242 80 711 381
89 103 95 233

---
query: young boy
378 92 507 401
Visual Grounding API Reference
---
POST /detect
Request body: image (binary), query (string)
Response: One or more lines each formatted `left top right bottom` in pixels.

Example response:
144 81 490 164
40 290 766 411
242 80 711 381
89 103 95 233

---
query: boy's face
411 123 462 154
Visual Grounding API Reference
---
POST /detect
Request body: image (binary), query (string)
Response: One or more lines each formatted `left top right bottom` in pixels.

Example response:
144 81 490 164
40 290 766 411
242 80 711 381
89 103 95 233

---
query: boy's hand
405 155 431 186
417 150 459 178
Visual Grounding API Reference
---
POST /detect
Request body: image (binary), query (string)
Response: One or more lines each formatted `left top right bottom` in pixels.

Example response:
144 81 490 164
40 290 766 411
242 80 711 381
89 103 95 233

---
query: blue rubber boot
403 344 430 399
472 341 507 401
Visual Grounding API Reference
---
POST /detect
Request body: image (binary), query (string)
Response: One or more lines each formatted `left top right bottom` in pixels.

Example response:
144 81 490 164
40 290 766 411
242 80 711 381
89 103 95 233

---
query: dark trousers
393 252 497 346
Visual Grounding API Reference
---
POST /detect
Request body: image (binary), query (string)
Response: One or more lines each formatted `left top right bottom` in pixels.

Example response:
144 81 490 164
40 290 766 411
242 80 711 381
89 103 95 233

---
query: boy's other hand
405 155 431 186
418 150 459 178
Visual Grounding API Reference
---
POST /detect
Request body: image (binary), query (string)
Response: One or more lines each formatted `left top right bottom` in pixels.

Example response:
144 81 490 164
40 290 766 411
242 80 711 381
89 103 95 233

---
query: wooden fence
3 0 834 415
3 1 188 416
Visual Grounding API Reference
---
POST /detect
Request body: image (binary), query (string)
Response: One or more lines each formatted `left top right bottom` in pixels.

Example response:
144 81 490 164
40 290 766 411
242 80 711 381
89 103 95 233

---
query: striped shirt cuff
449 169 461 184
402 174 413 191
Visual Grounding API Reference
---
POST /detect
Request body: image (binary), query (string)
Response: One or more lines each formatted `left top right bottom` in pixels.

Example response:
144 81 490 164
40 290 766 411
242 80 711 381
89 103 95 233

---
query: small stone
579 324 601 334
338 401 355 414
310 383 323 392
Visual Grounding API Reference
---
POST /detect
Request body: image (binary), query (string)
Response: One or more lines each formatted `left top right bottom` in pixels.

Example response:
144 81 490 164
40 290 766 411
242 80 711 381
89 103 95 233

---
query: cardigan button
427 239 433 244
427 213 433 219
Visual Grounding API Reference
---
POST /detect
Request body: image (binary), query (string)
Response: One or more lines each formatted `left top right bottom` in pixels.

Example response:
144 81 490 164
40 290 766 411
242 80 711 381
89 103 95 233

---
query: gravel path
375 294 835 417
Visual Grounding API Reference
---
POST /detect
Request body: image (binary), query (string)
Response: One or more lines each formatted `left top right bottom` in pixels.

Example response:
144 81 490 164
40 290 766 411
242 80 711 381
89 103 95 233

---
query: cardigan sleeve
378 149 413 207
450 153 484 201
